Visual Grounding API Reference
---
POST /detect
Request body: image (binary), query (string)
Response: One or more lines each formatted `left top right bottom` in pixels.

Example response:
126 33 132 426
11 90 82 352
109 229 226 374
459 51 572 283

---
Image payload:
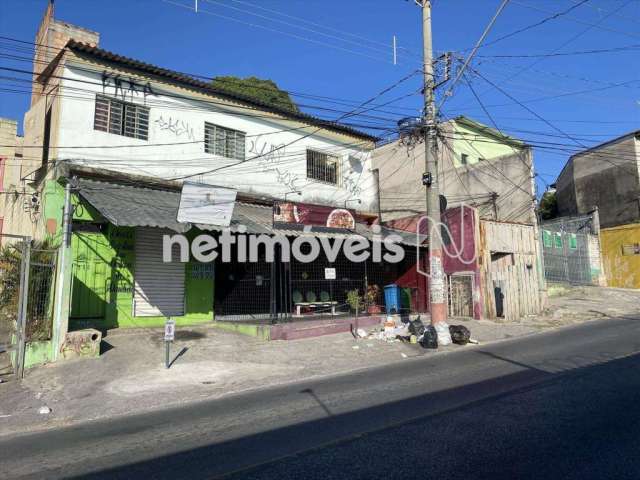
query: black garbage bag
449 325 471 345
419 325 438 349
408 317 426 337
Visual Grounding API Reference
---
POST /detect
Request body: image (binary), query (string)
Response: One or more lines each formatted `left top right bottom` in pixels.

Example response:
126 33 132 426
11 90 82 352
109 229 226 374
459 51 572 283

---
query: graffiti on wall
154 115 196 140
249 135 302 192
343 176 363 197
101 71 155 103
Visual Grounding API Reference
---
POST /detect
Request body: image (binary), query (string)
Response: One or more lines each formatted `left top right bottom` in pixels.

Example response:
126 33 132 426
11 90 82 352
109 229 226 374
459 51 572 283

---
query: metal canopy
76 178 189 232
76 178 274 234
75 178 425 246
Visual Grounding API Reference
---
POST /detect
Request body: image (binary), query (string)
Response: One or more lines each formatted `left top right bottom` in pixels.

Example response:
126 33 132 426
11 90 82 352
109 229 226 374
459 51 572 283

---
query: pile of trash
357 315 477 349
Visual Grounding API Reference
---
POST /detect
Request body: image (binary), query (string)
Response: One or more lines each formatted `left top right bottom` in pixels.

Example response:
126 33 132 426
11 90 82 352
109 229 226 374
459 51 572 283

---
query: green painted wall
70 224 215 330
44 179 215 332
452 122 520 167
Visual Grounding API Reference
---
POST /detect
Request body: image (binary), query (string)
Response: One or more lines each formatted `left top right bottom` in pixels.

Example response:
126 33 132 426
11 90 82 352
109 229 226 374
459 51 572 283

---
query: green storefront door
70 231 110 320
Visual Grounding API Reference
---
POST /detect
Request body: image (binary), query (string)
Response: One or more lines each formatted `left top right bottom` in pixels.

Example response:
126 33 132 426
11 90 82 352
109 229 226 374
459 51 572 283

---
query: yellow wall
601 223 640 289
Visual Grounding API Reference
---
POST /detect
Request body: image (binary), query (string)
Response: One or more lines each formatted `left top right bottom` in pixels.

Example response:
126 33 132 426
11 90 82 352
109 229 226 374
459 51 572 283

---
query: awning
76 178 189 232
76 178 273 234
75 178 427 247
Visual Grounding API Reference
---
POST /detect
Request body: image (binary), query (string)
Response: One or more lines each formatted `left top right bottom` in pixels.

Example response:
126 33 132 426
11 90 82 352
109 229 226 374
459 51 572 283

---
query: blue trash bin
384 284 402 314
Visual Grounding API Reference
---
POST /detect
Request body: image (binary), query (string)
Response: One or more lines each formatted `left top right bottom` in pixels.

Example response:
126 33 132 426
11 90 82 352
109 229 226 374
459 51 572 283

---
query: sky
0 0 639 194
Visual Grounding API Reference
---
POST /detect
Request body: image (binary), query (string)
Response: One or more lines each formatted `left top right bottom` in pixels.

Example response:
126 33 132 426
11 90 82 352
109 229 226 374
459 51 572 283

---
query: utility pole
419 0 446 326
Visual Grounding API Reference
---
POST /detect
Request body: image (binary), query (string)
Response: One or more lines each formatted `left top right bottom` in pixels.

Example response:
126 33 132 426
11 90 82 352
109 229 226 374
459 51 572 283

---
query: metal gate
542 229 595 285
0 234 57 378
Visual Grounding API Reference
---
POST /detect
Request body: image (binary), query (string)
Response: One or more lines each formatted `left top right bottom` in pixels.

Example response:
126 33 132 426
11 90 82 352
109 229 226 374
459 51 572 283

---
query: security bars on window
94 95 149 140
204 122 246 161
306 149 339 185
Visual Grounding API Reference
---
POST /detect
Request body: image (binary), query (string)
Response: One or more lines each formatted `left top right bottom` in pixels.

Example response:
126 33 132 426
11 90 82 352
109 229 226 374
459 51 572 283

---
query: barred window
204 122 246 161
306 149 339 185
94 95 149 140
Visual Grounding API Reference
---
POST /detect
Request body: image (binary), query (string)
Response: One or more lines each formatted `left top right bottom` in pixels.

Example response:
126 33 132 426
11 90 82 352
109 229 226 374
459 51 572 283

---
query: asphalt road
2 316 640 480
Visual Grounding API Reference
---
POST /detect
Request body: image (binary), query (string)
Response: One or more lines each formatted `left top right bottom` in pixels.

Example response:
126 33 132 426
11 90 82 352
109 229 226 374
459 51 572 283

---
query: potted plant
365 284 382 314
346 289 363 314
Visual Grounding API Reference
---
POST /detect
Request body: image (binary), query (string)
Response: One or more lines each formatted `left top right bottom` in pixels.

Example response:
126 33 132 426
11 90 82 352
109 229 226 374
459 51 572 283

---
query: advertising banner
273 201 356 230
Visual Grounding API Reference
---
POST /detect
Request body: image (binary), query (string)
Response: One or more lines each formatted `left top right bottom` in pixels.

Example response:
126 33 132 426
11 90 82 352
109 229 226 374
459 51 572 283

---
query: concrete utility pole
419 0 447 326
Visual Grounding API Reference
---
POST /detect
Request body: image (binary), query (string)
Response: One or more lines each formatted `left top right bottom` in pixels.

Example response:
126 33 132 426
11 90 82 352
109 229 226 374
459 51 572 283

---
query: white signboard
429 257 445 303
324 268 336 280
164 319 176 341
177 182 237 227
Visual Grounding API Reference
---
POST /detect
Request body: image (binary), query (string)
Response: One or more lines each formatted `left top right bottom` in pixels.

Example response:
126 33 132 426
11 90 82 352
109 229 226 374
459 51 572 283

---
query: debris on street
449 325 471 345
435 322 452 346
361 316 477 352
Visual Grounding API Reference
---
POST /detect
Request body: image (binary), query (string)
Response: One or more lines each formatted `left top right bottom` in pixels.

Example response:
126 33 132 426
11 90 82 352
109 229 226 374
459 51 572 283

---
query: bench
294 301 338 317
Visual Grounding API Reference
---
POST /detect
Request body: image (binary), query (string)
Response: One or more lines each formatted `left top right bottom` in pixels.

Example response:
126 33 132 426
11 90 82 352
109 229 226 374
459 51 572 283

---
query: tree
0 240 57 341
539 190 558 220
211 76 300 113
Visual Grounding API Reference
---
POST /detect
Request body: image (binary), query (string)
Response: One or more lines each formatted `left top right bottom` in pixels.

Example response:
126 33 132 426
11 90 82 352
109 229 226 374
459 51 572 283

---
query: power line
226 0 422 57
163 0 399 65
469 0 634 101
512 0 640 40
201 0 419 63
167 70 421 182
477 43 640 58
439 0 511 110
0 65 416 136
462 0 591 52
0 35 423 116
0 52 417 126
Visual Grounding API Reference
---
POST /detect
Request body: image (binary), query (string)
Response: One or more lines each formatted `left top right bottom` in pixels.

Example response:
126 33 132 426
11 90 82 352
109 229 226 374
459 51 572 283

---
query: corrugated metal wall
134 228 185 317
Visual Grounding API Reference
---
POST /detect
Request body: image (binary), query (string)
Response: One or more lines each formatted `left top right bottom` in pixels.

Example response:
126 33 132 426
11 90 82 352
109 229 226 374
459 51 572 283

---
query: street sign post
164 319 175 369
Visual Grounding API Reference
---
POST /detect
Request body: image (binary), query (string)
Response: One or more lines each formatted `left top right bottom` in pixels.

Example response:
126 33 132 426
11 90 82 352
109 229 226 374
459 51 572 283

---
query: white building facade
53 50 377 212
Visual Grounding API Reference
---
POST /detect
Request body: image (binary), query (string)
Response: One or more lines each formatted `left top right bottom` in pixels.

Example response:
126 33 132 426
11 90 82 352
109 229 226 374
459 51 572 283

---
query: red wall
384 206 483 319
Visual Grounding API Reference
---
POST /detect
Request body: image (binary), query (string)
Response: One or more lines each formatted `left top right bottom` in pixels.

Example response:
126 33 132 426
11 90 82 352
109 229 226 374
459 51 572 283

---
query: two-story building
555 130 640 288
5 4 438 362
372 116 545 321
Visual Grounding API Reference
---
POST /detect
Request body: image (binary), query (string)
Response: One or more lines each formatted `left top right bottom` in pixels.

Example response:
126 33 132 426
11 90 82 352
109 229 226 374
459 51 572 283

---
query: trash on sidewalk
366 316 411 342
408 316 426 337
356 328 368 338
468 338 479 344
400 353 408 358
435 322 452 346
449 325 471 345
419 325 438 349
38 406 52 415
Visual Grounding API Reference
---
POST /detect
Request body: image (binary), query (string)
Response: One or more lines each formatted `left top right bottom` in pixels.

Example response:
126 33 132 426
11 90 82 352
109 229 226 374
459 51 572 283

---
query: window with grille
306 149 339 185
94 95 149 140
204 122 246 161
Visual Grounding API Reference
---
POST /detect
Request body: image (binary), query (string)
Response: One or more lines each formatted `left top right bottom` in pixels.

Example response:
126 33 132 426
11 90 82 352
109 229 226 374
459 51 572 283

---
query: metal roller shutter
134 227 185 317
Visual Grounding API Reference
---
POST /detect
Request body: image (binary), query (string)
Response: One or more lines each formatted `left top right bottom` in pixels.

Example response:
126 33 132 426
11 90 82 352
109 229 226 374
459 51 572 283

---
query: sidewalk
1 286 639 437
